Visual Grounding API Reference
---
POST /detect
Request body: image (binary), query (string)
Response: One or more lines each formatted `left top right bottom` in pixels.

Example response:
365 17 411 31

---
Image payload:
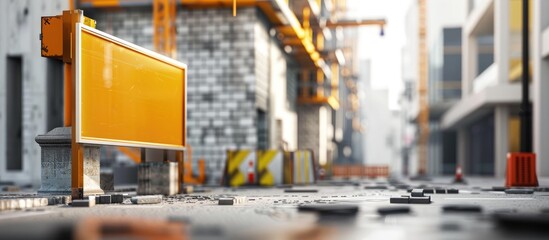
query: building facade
0 0 68 186
401 0 466 176
0 0 364 185
442 0 549 177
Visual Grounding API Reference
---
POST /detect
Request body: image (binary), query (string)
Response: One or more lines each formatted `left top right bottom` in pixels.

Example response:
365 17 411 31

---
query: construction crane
153 0 177 58
417 0 429 176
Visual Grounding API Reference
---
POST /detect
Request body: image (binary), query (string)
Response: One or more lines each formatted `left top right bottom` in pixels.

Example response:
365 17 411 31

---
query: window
6 56 23 171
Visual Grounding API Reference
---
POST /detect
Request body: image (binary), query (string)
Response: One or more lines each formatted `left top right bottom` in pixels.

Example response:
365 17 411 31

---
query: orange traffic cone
453 165 465 184
247 160 255 184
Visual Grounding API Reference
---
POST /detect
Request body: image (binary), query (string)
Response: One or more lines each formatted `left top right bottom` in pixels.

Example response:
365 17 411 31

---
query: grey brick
131 195 162 204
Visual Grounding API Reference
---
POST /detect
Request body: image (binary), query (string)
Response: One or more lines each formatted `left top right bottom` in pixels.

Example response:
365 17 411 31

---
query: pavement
1 177 549 240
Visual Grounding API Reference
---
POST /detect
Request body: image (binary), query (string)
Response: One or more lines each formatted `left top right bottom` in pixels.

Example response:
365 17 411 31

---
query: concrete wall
0 0 68 186
267 31 297 151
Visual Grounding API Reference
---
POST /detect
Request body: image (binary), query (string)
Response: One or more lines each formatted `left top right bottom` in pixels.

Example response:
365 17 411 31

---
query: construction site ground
1 177 549 240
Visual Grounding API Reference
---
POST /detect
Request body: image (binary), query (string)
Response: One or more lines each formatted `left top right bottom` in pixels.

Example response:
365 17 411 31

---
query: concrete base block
83 146 104 196
131 195 162 204
35 127 104 196
137 162 178 196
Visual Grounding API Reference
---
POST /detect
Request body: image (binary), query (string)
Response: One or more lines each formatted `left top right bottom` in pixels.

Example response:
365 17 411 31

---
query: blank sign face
76 24 186 150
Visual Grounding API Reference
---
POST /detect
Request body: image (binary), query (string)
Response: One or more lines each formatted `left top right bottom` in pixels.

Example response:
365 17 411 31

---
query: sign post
41 10 187 198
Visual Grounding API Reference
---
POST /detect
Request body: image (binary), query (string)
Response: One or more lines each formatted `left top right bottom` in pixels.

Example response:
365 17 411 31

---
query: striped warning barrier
225 149 317 186
291 150 316 185
257 150 284 186
225 150 256 187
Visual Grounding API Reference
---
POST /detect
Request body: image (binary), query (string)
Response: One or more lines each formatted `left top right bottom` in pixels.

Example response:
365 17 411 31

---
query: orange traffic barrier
506 152 538 187
332 165 389 179
182 146 206 185
197 159 206 184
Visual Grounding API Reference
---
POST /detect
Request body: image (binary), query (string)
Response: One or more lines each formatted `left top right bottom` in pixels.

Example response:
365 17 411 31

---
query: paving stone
218 197 235 205
72 196 95 207
47 196 61 205
218 196 246 205
442 204 483 213
447 188 459 194
390 196 409 204
409 196 431 204
284 189 318 193
233 196 247 204
131 195 163 204
111 194 124 204
395 184 410 190
2 185 20 192
435 188 446 194
492 186 507 191
97 195 112 204
411 189 424 197
377 206 411 215
298 204 359 216
534 187 549 192
33 198 48 207
181 185 194 194
364 186 388 190
46 195 71 205
0 199 10 211
505 188 534 194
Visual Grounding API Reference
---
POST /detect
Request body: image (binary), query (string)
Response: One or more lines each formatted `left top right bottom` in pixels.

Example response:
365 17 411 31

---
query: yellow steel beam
153 0 177 58
298 96 339 110
325 19 386 28
418 0 429 175
316 68 324 97
330 63 339 100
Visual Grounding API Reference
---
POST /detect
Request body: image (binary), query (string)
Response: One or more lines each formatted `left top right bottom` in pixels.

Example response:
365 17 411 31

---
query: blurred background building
401 0 549 178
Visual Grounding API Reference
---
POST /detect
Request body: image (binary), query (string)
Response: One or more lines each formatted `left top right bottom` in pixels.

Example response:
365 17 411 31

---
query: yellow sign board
75 23 186 150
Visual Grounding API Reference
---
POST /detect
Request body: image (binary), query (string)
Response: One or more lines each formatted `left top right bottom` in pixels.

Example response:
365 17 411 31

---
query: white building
442 0 549 177
360 60 401 175
401 0 466 176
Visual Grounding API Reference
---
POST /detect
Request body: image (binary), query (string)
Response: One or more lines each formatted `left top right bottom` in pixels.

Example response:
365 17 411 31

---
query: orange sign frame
75 23 186 150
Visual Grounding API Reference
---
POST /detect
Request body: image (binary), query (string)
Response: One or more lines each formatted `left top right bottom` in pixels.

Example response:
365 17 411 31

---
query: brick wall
297 105 320 158
91 7 278 184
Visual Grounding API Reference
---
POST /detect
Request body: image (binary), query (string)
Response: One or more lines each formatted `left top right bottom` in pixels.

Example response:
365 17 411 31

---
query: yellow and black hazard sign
257 150 284 186
291 150 316 185
225 150 257 187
